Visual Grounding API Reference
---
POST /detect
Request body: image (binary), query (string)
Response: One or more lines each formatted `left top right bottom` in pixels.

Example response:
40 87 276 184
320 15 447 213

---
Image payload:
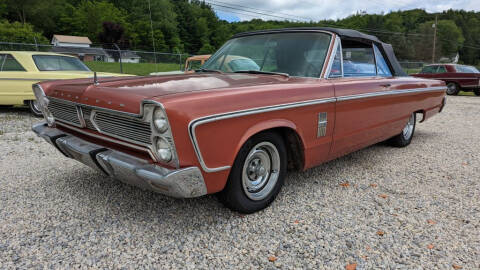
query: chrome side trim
189 86 446 173
189 97 336 173
427 77 479 80
336 86 446 102
56 122 158 162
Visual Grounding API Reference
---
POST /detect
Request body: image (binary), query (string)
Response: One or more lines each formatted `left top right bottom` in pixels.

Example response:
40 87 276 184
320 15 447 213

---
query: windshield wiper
195 68 223 74
234 70 290 78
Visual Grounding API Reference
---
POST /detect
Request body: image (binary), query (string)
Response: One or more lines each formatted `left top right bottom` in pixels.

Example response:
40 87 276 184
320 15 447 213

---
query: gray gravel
1 97 479 269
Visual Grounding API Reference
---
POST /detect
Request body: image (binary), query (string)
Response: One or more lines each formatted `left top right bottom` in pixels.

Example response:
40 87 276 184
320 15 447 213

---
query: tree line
0 0 479 64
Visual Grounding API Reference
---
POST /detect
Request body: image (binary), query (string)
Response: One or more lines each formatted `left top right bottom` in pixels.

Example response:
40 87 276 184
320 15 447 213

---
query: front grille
94 112 152 145
48 98 151 146
48 99 81 126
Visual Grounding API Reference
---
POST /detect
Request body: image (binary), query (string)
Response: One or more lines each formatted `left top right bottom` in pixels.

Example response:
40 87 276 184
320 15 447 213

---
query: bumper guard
32 122 207 198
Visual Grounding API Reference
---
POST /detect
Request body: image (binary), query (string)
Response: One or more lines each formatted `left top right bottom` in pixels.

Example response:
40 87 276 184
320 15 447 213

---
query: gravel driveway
1 96 479 269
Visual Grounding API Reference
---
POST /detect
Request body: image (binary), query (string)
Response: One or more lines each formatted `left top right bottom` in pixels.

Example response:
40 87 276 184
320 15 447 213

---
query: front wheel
446 82 459 95
388 113 416 147
28 100 43 117
474 89 480 96
218 132 287 214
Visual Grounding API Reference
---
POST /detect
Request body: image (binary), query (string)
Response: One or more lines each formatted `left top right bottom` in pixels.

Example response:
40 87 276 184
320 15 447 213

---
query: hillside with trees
0 0 479 64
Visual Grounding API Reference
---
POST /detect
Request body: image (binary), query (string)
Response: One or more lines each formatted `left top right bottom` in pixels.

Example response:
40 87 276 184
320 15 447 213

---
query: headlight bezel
32 84 55 126
147 102 179 168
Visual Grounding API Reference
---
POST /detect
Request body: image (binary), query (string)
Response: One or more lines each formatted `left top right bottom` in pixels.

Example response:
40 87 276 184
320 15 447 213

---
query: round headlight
153 108 168 133
156 137 172 162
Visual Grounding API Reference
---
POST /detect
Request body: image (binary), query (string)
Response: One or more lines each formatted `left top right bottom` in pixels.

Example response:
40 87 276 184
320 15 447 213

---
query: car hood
45 73 289 114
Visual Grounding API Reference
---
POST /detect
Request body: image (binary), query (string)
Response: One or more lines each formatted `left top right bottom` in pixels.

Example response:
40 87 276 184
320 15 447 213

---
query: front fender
193 117 305 174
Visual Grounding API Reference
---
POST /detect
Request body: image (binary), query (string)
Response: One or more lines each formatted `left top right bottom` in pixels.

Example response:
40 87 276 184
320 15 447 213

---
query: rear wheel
474 89 480 96
28 100 43 117
388 113 416 147
218 132 287 214
446 82 459 95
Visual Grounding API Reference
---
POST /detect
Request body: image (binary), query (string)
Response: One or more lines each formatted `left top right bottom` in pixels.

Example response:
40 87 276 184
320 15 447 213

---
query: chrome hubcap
447 84 456 94
402 114 415 139
242 142 280 201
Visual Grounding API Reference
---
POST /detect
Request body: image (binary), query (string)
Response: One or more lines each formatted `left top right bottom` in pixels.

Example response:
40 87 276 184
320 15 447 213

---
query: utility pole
432 15 438 64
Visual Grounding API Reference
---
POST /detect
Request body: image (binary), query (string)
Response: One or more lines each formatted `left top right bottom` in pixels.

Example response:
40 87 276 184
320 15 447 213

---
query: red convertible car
412 64 480 96
32 28 446 213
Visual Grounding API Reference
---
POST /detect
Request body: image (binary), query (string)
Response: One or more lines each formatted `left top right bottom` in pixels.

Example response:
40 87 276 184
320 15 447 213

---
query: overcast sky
212 0 480 22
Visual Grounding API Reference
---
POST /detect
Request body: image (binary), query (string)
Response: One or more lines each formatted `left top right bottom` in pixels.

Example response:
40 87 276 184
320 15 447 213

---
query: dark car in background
411 64 480 96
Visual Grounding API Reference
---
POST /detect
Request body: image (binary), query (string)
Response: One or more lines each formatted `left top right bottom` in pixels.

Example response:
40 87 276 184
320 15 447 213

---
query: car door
328 41 397 159
453 65 478 88
0 53 30 105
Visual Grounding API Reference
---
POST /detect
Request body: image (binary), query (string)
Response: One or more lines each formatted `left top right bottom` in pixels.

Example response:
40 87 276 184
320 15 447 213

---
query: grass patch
404 68 421 75
85 62 182 76
459 91 475 96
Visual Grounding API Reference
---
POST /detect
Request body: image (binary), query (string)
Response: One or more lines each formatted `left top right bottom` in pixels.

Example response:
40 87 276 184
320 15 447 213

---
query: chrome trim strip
323 35 340 79
189 97 336 173
48 96 144 118
429 77 479 80
336 86 446 102
189 86 446 173
56 122 158 162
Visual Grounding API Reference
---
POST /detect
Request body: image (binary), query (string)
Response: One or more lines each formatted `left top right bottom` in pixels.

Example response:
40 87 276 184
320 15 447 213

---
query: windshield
202 32 332 78
33 55 91 71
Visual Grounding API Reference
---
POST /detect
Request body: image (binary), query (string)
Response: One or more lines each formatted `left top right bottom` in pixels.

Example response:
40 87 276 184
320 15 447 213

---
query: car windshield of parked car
186 60 203 71
202 32 331 78
456 65 479 73
33 55 91 71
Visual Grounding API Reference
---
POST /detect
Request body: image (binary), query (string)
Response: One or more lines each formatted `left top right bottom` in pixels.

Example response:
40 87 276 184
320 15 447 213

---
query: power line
207 2 480 50
205 1 303 22
208 0 315 22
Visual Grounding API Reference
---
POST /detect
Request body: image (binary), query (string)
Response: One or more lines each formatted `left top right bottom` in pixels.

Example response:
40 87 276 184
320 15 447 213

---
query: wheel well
446 81 459 88
414 109 425 122
258 127 305 171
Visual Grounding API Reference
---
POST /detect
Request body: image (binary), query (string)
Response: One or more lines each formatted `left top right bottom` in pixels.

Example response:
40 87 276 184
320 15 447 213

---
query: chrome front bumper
32 122 207 198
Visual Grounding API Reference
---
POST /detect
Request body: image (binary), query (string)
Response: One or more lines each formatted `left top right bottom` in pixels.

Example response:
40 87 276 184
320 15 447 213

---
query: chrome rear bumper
32 122 207 198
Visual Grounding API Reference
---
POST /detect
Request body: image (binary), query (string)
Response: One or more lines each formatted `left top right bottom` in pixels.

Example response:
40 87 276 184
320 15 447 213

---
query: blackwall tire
28 100 43 117
388 113 416 148
446 83 459 96
218 131 287 214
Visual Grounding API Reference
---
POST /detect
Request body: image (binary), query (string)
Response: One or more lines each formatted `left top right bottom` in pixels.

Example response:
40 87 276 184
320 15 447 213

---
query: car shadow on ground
46 129 435 226
0 106 32 115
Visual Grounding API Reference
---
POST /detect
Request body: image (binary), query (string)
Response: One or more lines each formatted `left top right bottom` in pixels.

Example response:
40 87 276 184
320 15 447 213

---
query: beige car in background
0 51 131 116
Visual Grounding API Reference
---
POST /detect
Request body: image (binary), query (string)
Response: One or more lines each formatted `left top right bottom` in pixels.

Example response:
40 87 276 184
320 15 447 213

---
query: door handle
380 83 391 88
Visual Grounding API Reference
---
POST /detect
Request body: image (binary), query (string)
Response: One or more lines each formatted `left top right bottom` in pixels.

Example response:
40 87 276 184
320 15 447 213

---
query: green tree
0 20 48 43
59 1 129 43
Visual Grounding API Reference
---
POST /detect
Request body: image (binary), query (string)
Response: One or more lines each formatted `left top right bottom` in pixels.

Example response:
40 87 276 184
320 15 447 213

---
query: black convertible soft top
233 27 407 77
